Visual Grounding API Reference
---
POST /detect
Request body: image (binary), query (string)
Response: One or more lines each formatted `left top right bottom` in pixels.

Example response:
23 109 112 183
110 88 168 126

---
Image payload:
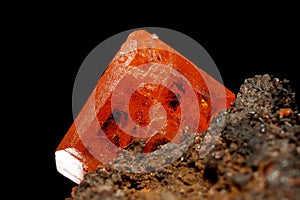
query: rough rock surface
66 74 300 200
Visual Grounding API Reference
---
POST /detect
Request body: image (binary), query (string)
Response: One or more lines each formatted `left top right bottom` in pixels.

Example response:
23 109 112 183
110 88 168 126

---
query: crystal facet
55 30 235 183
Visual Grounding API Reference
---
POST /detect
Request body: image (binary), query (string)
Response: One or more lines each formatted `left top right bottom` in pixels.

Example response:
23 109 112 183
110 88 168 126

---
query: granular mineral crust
66 74 300 200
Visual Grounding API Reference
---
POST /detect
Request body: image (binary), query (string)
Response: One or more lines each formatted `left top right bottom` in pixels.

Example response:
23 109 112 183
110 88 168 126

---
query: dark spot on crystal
166 92 180 111
169 99 179 111
102 115 115 129
113 134 120 146
112 109 128 124
173 82 186 94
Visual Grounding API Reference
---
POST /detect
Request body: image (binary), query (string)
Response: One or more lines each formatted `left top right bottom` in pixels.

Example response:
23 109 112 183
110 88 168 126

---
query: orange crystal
55 30 235 183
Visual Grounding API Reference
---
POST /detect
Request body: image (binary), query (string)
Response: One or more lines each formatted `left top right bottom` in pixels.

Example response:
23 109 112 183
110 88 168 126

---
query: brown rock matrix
66 74 300 200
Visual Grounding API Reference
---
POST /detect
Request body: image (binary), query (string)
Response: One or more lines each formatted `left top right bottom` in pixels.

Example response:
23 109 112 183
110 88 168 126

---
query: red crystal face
55 30 235 183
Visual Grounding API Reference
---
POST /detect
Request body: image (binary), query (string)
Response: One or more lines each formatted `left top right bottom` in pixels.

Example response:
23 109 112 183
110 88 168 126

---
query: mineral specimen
55 30 235 183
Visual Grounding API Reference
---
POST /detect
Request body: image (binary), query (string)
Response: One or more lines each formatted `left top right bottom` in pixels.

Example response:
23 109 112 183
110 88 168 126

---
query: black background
16 2 298 199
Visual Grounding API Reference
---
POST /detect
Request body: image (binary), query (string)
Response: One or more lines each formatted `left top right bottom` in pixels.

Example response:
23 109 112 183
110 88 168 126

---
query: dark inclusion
173 82 186 94
101 109 128 129
101 117 113 129
112 110 128 124
167 93 180 111
169 99 179 111
113 134 120 146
